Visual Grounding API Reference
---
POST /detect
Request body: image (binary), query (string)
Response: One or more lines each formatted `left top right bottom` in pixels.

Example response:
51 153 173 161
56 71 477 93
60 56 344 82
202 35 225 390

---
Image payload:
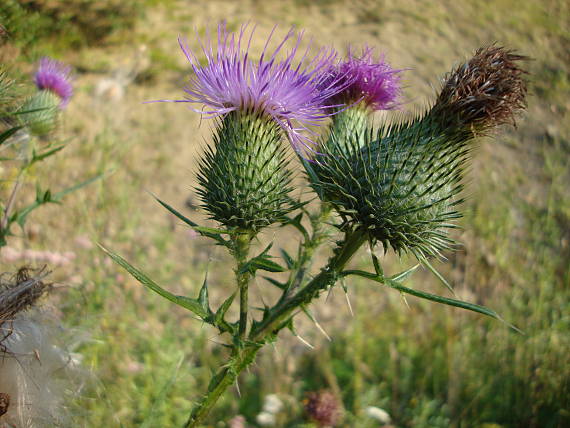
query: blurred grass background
1 0 569 427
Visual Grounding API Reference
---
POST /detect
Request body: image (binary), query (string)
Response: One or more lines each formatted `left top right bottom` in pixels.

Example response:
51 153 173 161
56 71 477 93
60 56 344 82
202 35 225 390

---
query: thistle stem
251 228 367 341
184 228 367 427
184 344 262 428
234 231 253 339
287 203 333 293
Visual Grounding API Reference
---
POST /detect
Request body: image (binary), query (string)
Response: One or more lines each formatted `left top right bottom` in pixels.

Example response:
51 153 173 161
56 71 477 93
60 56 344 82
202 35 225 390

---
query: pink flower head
159 23 349 152
34 57 73 108
323 46 403 111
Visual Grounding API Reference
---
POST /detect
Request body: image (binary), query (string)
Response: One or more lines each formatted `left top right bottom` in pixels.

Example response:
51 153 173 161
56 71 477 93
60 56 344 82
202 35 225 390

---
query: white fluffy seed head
0 310 82 428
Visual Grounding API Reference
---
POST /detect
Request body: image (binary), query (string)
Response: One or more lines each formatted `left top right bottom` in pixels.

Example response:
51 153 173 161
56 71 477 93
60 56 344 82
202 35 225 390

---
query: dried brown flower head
434 45 528 132
0 267 51 330
0 392 9 417
304 389 342 427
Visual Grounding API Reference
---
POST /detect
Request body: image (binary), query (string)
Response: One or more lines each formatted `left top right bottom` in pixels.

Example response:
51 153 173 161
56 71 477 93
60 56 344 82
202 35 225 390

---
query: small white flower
262 394 284 414
365 406 392 424
255 411 276 426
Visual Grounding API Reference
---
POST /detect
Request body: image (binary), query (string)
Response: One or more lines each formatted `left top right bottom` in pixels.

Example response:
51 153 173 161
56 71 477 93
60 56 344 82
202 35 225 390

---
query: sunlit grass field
1 0 569 426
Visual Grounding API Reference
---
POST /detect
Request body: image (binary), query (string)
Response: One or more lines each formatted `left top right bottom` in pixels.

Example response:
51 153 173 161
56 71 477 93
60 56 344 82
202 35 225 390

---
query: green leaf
0 125 22 145
198 275 211 314
155 196 230 246
11 173 102 229
341 267 520 332
369 239 384 278
384 277 521 332
30 145 65 164
300 156 324 199
389 264 420 282
239 243 286 274
215 292 236 327
262 276 288 290
98 245 208 319
280 248 295 269
419 256 455 295
280 212 309 241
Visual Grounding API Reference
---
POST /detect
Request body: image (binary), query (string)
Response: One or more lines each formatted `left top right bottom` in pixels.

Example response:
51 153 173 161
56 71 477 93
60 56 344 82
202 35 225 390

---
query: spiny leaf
262 276 288 290
340 267 520 332
98 245 208 319
239 243 286 274
198 274 211 314
0 125 22 145
215 292 236 327
155 196 230 246
389 264 420 282
383 277 521 332
280 248 295 269
280 212 309 241
418 256 456 295
31 145 65 164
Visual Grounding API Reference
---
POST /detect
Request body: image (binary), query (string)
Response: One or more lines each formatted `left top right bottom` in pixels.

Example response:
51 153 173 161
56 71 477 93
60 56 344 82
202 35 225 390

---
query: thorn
235 378 241 397
313 317 332 341
400 292 410 309
325 286 334 303
295 334 315 349
344 290 354 317
271 341 280 357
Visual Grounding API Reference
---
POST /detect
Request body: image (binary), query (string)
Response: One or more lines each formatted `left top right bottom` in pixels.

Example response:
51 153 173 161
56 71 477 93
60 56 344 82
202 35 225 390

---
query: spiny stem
251 228 367 341
184 344 261 428
287 203 333 293
183 228 368 427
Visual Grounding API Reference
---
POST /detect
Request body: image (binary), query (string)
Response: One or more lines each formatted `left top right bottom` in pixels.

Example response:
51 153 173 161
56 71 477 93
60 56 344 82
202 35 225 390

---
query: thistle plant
102 24 528 427
1 58 97 248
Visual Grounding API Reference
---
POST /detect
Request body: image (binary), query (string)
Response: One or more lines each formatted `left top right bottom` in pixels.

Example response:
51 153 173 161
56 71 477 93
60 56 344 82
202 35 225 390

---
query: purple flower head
162 23 348 152
34 57 73 108
322 46 403 111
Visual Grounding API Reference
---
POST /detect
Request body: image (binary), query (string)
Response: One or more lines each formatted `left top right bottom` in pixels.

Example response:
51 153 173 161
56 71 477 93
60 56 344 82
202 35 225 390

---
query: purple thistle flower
34 57 73 108
323 46 402 111
161 23 348 152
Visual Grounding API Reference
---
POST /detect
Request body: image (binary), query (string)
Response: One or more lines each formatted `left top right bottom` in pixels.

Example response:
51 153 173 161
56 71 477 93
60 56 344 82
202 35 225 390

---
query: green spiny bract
312 113 469 258
197 110 294 233
18 90 60 136
310 46 527 258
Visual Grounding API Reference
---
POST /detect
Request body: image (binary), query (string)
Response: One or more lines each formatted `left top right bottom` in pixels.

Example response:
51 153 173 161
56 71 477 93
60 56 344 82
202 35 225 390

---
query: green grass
1 0 569 427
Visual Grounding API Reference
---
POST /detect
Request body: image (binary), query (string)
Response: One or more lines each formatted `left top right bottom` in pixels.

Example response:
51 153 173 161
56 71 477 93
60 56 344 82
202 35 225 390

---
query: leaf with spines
238 243 286 275
155 196 231 247
341 266 521 332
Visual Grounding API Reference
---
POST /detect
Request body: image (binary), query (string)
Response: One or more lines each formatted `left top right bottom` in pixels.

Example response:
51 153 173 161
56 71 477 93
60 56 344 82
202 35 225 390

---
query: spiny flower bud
319 47 403 153
19 57 73 136
197 110 293 231
311 46 528 258
159 23 347 232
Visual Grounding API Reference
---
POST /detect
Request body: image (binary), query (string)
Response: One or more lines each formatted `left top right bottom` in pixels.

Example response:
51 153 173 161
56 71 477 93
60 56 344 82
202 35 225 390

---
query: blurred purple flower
160 23 348 152
322 46 402 111
34 57 73 108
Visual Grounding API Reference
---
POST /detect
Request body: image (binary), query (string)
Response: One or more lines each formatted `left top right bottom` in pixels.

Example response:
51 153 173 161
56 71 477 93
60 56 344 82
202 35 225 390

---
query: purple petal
34 57 73 108
157 23 350 152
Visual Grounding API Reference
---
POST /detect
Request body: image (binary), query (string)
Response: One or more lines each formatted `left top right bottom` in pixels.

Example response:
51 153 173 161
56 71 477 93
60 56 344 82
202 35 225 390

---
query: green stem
234 232 253 339
286 203 333 293
183 227 367 427
250 228 367 341
184 344 261 428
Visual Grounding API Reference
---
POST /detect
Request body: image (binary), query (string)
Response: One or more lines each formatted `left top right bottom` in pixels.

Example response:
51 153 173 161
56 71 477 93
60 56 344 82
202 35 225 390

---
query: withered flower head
304 390 342 427
434 45 528 132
